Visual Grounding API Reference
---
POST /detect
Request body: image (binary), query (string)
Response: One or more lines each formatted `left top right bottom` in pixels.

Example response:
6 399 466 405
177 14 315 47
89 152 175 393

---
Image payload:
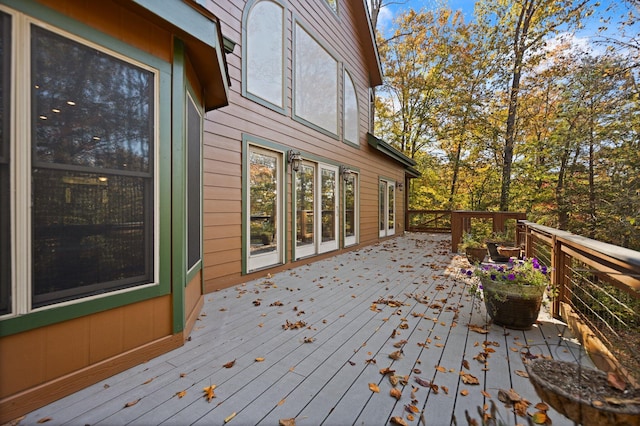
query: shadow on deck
21 233 592 426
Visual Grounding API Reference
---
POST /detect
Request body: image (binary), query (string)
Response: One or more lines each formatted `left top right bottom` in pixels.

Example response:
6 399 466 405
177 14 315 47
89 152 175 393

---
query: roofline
367 133 420 177
355 0 383 87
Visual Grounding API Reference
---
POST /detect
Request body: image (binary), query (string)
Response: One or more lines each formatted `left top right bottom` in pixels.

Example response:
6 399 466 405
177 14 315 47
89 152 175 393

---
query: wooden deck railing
406 209 451 233
519 220 640 386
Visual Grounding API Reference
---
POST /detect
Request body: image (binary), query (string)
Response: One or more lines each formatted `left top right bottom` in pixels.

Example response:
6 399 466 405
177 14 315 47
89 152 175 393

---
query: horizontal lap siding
202 0 406 290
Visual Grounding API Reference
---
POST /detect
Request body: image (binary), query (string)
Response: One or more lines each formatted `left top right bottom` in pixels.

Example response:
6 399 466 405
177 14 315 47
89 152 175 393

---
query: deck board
21 233 595 426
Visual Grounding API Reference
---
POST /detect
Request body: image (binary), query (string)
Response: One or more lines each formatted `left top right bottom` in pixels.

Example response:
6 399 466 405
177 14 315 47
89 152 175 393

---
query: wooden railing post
451 211 462 252
550 235 566 319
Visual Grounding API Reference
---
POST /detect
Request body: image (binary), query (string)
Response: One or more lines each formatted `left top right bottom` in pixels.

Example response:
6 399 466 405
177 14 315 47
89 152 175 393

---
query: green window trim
0 2 173 337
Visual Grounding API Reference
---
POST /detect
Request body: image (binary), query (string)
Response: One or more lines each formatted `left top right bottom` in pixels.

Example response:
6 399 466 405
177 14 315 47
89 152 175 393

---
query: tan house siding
200 0 407 292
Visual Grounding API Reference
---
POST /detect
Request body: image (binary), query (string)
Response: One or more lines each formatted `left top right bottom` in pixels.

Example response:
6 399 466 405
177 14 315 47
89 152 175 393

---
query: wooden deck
20 233 593 426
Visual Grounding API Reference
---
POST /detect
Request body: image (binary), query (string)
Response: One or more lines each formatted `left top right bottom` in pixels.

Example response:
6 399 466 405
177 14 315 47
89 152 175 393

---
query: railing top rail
521 220 640 270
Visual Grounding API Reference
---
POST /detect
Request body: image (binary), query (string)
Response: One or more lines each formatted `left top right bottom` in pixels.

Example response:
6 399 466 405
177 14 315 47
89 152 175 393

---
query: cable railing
519 220 640 387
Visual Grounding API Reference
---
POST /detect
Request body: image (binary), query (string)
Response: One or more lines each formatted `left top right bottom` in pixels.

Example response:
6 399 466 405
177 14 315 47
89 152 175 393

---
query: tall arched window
343 70 358 145
243 0 285 111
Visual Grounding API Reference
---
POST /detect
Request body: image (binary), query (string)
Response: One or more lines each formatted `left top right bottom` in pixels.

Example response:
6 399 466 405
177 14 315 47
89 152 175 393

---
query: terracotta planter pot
481 278 544 330
465 247 487 264
497 246 520 259
526 359 640 426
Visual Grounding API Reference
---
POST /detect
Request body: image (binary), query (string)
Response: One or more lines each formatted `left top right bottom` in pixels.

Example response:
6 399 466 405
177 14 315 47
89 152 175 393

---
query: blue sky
375 0 639 54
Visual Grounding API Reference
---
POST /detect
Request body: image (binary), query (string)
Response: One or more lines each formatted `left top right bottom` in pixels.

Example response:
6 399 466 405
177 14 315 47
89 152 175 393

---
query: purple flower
508 273 516 281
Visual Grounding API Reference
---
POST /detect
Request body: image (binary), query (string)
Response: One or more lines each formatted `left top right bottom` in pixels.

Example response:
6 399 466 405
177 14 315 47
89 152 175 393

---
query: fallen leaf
442 385 449 394
203 385 217 402
461 373 480 385
406 414 415 421
468 324 489 334
176 390 187 398
390 416 408 426
481 390 491 398
405 404 420 414
436 365 447 373
223 359 236 368
460 389 469 396
380 367 396 376
303 337 315 343
534 402 549 411
389 350 403 360
279 419 296 426
390 388 402 400
224 412 237 423
124 398 140 407
369 383 380 393
514 370 529 378
389 375 399 386
462 359 470 370
414 377 430 387
278 398 286 406
180 373 187 378
37 417 52 424
143 378 154 385
255 357 265 362
531 411 549 424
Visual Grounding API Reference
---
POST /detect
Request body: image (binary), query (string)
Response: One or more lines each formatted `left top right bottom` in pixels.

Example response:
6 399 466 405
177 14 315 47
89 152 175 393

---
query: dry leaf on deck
405 404 420 414
461 373 480 385
462 359 470 370
436 365 447 373
224 412 236 423
37 417 52 424
534 402 549 411
255 357 265 362
390 416 408 426
223 359 236 368
414 377 430 387
531 411 549 424
460 389 469 396
279 419 296 426
390 388 402 400
203 385 217 402
143 377 154 385
380 367 396 376
389 350 403 360
124 398 140 408
514 370 528 378
369 383 380 393
468 324 489 334
278 398 286 406
481 390 491 398
176 390 187 398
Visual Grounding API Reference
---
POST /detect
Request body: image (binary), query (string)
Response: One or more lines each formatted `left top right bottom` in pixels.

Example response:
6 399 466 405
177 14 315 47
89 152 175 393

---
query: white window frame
246 145 285 271
293 161 339 259
379 179 396 238
343 171 359 247
2 8 160 318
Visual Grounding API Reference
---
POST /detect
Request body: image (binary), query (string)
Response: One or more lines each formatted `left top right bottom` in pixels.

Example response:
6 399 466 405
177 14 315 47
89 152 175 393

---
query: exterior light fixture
288 150 302 172
340 165 352 182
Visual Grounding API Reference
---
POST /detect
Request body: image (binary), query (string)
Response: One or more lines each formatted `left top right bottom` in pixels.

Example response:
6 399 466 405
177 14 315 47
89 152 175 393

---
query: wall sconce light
340 165 352 182
397 182 404 191
288 150 302 172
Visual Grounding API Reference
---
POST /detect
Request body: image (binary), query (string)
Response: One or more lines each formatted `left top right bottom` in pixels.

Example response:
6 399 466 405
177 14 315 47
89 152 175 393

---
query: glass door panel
248 148 281 270
344 173 357 247
295 163 315 259
319 166 337 253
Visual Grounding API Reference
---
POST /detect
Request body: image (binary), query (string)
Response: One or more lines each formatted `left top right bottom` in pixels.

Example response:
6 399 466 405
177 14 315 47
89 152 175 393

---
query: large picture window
244 0 284 110
294 23 338 135
1 7 160 316
30 24 155 307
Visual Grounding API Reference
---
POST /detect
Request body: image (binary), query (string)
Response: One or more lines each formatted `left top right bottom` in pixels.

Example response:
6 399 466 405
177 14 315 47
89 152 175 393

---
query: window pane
249 151 278 256
296 164 314 247
321 168 335 243
246 1 283 107
345 175 355 238
0 11 11 315
294 24 337 134
30 26 154 307
379 181 385 232
343 71 358 144
31 25 153 173
32 170 150 307
388 184 395 231
187 96 201 270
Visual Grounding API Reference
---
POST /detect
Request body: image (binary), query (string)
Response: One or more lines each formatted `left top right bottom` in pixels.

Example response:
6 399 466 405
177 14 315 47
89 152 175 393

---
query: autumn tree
475 0 593 211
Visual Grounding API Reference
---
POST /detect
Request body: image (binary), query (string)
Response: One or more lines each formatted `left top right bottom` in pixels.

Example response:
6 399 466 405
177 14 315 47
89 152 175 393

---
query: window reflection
296 164 315 247
250 151 278 255
321 169 335 243
30 25 154 307
345 174 355 238
344 71 358 144
294 23 338 134
246 0 284 107
0 11 11 315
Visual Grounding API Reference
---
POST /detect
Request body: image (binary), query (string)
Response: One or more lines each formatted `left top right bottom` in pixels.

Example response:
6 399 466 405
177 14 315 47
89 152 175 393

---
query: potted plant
459 232 487 264
486 230 519 261
463 258 550 329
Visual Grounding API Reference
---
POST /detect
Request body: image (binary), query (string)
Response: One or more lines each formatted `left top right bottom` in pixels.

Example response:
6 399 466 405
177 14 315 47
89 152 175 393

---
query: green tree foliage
373 1 640 249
